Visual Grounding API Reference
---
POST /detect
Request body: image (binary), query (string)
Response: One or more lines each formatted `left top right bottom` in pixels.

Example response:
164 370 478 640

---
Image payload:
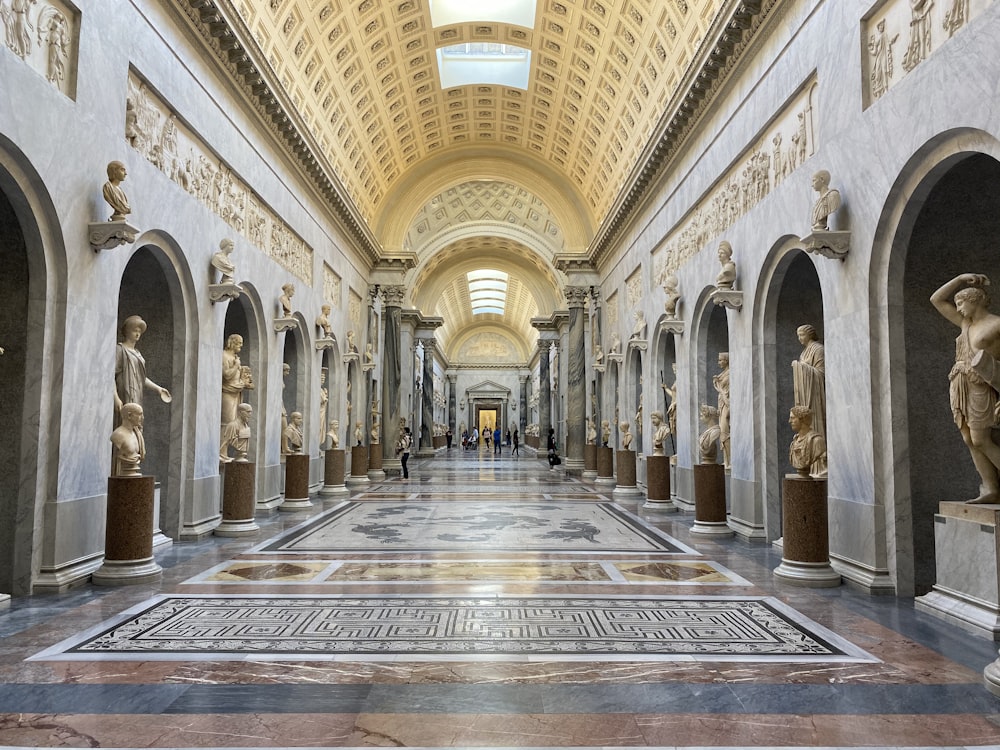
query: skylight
468 270 508 315
437 43 531 90
429 0 536 29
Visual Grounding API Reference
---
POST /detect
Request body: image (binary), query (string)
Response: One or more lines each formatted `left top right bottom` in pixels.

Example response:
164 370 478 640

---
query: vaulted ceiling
176 0 768 360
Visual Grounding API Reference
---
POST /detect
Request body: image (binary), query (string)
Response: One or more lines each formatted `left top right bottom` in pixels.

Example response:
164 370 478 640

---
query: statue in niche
931 273 1000 504
662 363 678 438
587 418 597 445
370 398 381 444
713 352 731 470
620 421 633 450
601 419 611 447
283 411 303 454
651 410 670 456
593 341 604 367
114 315 171 417
716 242 736 290
902 0 934 72
346 330 358 353
788 406 827 478
635 391 643 435
279 283 295 318
316 304 333 338
609 333 621 355
663 272 681 318
318 369 328 446
354 420 363 446
211 239 237 285
221 334 252 426
220 403 253 463
102 161 131 222
110 402 145 477
698 405 721 464
630 310 647 340
365 342 374 364
326 419 340 449
792 324 826 437
810 170 842 232
868 19 899 100
280 362 290 450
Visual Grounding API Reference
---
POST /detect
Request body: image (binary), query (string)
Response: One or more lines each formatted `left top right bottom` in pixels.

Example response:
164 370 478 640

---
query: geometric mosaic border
30 594 877 663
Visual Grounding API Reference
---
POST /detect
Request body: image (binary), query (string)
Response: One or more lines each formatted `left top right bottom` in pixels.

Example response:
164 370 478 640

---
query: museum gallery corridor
0 450 998 748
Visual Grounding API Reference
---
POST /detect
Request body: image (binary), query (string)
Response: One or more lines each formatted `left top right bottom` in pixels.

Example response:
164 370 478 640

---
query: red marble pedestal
596 446 615 486
691 462 733 537
613 450 640 498
644 455 675 511
347 445 370 486
93 475 162 586
216 461 259 536
774 475 840 587
321 448 348 497
280 453 313 510
583 444 597 479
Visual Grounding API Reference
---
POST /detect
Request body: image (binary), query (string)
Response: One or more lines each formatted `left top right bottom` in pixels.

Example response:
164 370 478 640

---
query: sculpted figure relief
651 410 670 456
103 161 131 222
810 170 842 231
792 324 826 437
788 406 827 478
713 352 731 470
211 239 237 285
110 403 145 477
931 274 1000 504
716 242 736 290
698 405 721 464
115 315 171 416
220 403 253 463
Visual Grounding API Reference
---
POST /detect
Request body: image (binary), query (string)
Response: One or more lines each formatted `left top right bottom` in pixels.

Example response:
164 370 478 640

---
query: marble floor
3 448 1000 749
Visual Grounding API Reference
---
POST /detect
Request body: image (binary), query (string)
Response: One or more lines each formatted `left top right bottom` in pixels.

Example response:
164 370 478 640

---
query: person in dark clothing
397 426 412 479
493 426 501 454
547 427 559 470
512 429 519 456
446 427 452 449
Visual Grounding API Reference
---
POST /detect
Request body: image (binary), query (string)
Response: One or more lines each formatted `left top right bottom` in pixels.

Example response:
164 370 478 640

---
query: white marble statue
587 418 597 444
698 404 721 464
663 272 681 318
365 342 374 364
221 334 251 426
620 421 632 450
318 369 328 446
716 241 736 290
601 419 611 446
346 330 358 353
114 315 171 416
651 410 670 456
788 406 827 478
110 402 145 477
370 398 381 444
316 304 333 337
609 333 621 355
713 352 731 470
810 170 842 231
354 420 363 446
220 403 252 463
102 160 130 222
283 411 303 454
211 239 237 285
279 283 295 318
326 419 340 449
280 362 290 450
931 273 1000 504
792 324 826 437
662 363 678 438
630 310 647 340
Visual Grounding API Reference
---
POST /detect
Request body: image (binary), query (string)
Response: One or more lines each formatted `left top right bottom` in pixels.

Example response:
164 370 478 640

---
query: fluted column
519 374 528 438
539 340 551 451
419 337 436 455
447 373 457 437
381 285 404 473
564 286 588 474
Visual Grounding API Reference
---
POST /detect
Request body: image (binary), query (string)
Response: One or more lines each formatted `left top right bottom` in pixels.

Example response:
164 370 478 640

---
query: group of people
460 425 519 456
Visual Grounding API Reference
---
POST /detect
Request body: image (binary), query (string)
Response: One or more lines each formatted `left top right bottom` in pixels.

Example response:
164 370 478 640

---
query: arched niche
280 315 309 454
628 346 643 453
695 298 729 467
654 323 678 451
608 359 621 447
223 282 267 479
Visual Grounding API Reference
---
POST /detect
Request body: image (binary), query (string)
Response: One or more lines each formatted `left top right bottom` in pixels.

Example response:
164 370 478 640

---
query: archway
223 284 267 487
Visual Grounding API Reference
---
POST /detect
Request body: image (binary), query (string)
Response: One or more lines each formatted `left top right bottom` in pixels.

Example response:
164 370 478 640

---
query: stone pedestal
279 453 313 510
320 448 348 497
613 450 641 498
0 594 9 609
347 445 370 486
596 446 615 487
368 442 385 481
691 463 733 538
643 455 676 512
918 502 1000 640
93 476 163 586
773 475 840 587
215 462 259 536
583 444 597 479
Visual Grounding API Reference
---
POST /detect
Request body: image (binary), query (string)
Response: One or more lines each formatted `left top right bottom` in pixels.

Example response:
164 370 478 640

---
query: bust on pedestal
691 405 732 537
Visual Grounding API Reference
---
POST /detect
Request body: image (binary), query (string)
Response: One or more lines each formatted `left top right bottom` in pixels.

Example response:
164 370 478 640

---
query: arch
653 319 679 455
0 136 67 595
280 314 310 457
690 285 729 469
627 346 644 454
872 128 1000 596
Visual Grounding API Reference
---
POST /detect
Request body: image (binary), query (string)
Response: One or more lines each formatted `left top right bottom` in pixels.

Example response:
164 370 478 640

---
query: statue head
812 170 831 191
619 421 629 432
290 411 302 426
219 238 234 253
956 286 990 313
281 282 295 297
225 333 243 352
237 403 252 423
651 410 663 424
121 402 143 426
789 405 813 431
718 241 733 262
700 404 719 424
718 351 729 368
282 362 291 377
321 303 331 315
330 419 339 430
796 324 818 344
120 314 147 341
106 160 127 182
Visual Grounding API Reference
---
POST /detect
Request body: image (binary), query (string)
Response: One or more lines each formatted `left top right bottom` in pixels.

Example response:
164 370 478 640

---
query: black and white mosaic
32 594 876 663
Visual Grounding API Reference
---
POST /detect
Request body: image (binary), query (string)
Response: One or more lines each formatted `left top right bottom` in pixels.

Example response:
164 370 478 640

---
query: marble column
564 286 588 474
381 286 404 474
539 340 551 457
418 338 436 456
447 374 457 438
519 374 528 439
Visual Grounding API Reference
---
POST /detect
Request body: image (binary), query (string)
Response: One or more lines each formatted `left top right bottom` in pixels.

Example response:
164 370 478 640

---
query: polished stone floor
2 447 1000 748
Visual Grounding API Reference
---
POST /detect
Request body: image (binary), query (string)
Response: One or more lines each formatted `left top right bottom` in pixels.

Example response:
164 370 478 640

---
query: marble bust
609 333 621 355
663 272 681 318
620 421 632 450
102 160 130 222
811 170 842 231
110 402 145 477
788 406 827 478
651 410 669 456
211 239 237 285
283 411 303 454
326 419 340 449
220 403 252 463
601 419 611 446
630 310 647 340
346 330 358 353
354 420 363 445
587 418 597 444
716 242 736 290
316 304 333 337
279 283 295 318
698 405 721 464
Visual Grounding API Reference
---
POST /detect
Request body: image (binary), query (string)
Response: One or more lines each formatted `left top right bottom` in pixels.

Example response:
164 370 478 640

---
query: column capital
381 285 406 307
419 337 437 352
564 285 591 308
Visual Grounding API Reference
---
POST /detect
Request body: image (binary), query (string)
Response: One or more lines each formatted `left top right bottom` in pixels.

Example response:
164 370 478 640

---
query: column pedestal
774 475 840 586
347 445 370 486
613 450 641 498
320 449 348 497
279 453 313 510
691 463 733 538
643 455 675 511
93 476 163 586
583 444 597 479
596 446 615 487
368 442 385 481
216 462 259 536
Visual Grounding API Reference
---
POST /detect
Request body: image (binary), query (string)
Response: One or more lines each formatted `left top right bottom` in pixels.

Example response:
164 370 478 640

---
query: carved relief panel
0 0 78 97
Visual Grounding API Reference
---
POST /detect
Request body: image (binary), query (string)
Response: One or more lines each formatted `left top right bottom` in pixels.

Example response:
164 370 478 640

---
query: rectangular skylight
437 44 532 90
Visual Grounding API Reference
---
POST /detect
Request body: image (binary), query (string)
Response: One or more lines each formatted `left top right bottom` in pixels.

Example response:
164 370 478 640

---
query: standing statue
788 406 827 478
110 403 145 477
634 391 643 435
792 324 826 437
279 283 295 318
280 362 290 450
663 272 681 318
102 160 131 222
698 405 721 464
810 170 842 231
318 369 328 446
211 239 237 285
354 420 363 446
601 419 611 447
662 363 678 438
931 273 1000 504
326 419 340 449
716 242 736 290
370 398 381 444
221 334 251 426
587 418 597 444
220 403 253 463
114 315 171 416
620 421 633 450
713 352 731 470
283 411 303 454
651 410 670 456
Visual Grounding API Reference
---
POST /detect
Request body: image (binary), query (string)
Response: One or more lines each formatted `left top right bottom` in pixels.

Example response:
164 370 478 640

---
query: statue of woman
662 363 678 438
221 334 249 426
102 161 131 222
115 315 170 415
318 369 329 446
792 324 825 437
713 352 731 469
698 405 721 464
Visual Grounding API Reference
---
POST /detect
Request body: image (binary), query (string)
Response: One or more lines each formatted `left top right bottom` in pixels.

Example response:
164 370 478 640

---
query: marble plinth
643 455 676 512
368 443 386 481
917 502 1000 639
583 444 597 479
774 476 840 587
613 450 641 498
93 476 163 586
320 449 348 497
215 462 259 536
596 446 615 486
347 445 370 486
0 594 9 609
279 454 313 510
691 463 732 538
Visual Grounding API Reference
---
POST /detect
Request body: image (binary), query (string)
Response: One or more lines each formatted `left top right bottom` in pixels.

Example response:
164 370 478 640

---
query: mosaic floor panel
31 594 875 663
254 501 695 554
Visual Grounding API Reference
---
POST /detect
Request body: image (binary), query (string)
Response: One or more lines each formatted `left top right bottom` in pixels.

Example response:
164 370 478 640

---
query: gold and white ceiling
177 0 767 361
